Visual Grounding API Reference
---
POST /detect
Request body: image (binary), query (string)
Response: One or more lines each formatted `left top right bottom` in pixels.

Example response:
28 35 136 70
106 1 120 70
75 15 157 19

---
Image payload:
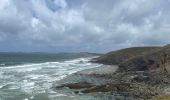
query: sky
0 0 170 53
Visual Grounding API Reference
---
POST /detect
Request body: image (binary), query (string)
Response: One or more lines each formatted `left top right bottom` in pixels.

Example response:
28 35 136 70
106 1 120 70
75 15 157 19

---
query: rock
74 91 79 94
55 44 170 99
159 52 170 74
56 82 95 89
132 75 150 82
81 83 131 93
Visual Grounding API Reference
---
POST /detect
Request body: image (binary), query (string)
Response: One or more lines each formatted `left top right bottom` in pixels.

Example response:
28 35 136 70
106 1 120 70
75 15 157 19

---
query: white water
0 57 102 100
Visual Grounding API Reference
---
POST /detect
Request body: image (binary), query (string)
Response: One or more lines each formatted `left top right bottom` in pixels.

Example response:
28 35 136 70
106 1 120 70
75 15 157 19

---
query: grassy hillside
93 47 161 65
119 44 170 72
94 44 170 73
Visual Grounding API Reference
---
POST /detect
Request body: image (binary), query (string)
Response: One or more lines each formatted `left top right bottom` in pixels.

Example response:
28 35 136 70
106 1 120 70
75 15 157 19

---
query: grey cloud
0 0 170 52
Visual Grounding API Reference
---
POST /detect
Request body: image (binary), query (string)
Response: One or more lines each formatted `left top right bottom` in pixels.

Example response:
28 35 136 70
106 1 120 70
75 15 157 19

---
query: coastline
54 63 169 100
0 55 102 100
54 65 122 100
55 44 170 100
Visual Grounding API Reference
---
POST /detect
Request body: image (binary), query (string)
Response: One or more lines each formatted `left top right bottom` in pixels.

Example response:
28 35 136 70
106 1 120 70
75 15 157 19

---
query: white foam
21 80 35 91
1 61 60 69
0 56 101 99
30 96 34 99
0 82 20 90
3 63 43 69
8 85 20 90
55 75 67 81
0 63 5 66
17 67 42 72
25 74 45 80
0 84 6 89
52 93 67 97
64 57 89 63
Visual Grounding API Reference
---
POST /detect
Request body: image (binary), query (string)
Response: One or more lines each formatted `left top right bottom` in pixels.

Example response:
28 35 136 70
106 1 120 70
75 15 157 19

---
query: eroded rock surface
160 52 170 74
55 44 170 99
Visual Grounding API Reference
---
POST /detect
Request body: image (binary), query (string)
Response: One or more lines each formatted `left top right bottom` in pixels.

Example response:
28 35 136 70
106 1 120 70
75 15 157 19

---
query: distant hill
78 52 103 56
57 52 102 57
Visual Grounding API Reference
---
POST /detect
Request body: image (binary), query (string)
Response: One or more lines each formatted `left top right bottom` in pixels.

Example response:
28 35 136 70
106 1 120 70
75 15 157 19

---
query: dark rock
74 91 80 94
56 82 95 89
81 83 131 93
132 75 150 82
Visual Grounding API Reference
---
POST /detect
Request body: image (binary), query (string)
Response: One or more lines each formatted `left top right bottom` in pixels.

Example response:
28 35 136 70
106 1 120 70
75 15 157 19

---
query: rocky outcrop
79 82 133 94
56 82 95 89
159 52 170 74
93 45 170 73
118 44 170 73
56 71 164 99
93 47 160 65
55 44 170 99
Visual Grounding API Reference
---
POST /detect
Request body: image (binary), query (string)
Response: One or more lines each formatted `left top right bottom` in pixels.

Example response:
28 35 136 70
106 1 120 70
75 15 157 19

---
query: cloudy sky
0 0 170 53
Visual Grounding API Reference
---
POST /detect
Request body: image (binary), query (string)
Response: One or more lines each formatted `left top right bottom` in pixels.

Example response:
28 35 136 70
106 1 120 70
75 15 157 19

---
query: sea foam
0 56 100 100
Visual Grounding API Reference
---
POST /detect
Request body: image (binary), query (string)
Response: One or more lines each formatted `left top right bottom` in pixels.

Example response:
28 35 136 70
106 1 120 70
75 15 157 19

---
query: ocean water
0 53 102 100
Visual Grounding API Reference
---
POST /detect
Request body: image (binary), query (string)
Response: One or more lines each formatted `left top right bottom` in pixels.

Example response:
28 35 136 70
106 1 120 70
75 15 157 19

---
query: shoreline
54 44 170 100
54 65 118 86
55 63 170 100
54 65 123 100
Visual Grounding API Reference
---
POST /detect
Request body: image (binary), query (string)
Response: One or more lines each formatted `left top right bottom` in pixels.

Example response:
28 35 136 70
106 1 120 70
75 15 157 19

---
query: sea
0 53 104 100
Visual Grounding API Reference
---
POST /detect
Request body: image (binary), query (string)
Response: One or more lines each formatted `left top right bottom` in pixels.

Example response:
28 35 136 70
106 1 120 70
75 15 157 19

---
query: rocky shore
55 44 170 100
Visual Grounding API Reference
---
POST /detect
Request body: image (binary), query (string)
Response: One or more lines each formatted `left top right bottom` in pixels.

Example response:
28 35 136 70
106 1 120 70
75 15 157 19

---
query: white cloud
54 0 67 8
0 0 170 52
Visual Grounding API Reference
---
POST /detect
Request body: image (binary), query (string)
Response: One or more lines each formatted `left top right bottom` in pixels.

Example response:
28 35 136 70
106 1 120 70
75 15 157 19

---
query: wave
0 56 101 99
0 63 5 66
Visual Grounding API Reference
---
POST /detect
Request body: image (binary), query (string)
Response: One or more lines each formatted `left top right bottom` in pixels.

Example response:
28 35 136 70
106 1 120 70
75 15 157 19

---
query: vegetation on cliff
94 45 170 73
93 47 161 65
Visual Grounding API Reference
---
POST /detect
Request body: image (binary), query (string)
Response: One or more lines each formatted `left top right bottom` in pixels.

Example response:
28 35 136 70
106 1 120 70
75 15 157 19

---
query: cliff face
57 44 170 99
94 44 170 74
159 49 170 74
93 47 161 65
119 45 170 72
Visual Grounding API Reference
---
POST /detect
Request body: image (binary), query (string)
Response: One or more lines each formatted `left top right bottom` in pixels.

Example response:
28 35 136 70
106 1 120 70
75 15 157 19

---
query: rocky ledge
55 44 170 100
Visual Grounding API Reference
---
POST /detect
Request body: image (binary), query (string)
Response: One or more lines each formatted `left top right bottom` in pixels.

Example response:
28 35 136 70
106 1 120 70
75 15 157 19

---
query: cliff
119 44 170 72
56 44 170 99
94 44 170 73
159 45 170 74
93 46 161 65
94 47 160 65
